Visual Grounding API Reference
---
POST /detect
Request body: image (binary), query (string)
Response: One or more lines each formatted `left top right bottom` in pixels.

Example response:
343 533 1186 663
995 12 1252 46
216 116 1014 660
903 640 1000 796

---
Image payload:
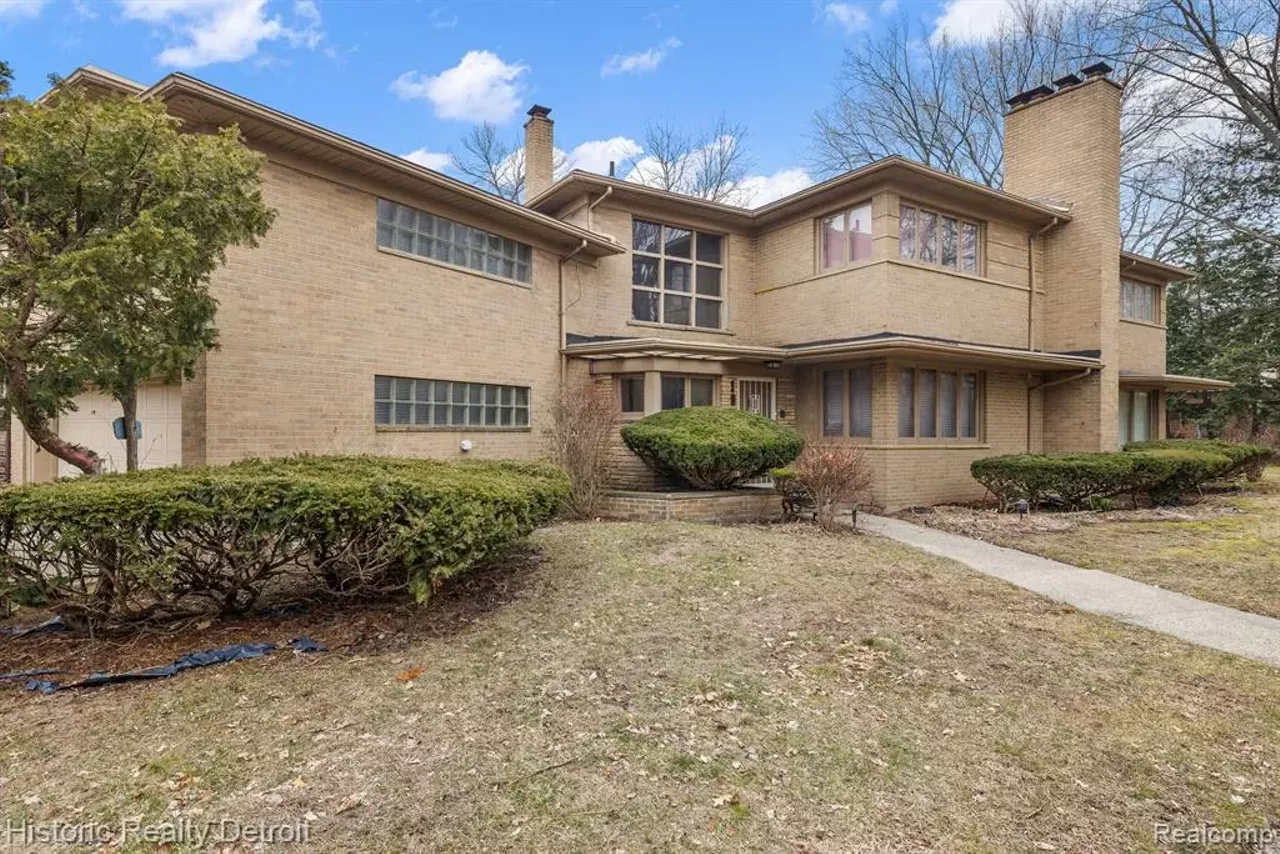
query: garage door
56 384 183 477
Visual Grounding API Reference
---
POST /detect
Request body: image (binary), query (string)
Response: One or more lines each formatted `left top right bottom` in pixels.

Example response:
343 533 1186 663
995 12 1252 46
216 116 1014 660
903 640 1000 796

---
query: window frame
896 366 984 443
1118 388 1158 446
374 375 531 431
376 198 533 286
659 374 717 411
630 218 727 331
821 364 874 439
619 374 646 419
898 202 982 274
818 201 875 272
1121 279 1162 324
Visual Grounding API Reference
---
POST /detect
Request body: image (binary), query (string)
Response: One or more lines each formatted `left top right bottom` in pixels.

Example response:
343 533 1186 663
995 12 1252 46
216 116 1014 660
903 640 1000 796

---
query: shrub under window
621 406 802 489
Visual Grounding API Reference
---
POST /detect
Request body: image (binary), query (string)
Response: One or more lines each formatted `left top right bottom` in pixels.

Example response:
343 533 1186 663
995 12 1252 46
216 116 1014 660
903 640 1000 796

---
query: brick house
8 64 1230 509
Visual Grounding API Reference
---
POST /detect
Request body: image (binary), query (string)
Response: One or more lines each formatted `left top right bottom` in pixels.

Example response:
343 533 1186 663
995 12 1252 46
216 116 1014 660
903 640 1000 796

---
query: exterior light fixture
764 360 783 370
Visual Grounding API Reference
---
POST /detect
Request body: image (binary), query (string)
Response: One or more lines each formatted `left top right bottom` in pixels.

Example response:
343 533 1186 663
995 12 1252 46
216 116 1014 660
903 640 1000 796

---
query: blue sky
0 0 1002 205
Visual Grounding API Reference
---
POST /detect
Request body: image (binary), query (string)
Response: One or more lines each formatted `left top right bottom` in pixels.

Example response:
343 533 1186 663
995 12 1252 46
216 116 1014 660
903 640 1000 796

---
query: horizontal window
900 204 979 273
822 365 873 438
898 367 981 441
632 219 724 330
821 203 873 270
376 199 532 284
374 376 529 428
1122 279 1160 322
660 375 716 410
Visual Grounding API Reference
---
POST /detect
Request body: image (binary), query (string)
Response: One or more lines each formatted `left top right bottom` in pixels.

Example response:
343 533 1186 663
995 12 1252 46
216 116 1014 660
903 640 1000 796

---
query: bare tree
450 122 524 201
1122 0 1280 157
628 115 752 204
809 0 1216 256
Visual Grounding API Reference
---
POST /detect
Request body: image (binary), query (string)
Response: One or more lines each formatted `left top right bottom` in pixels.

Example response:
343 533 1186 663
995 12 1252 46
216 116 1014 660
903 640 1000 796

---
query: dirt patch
0 549 539 694
901 499 1247 541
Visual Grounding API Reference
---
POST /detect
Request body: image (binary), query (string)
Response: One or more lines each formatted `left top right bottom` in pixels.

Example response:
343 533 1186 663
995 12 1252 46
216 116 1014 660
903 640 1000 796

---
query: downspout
1025 217 1061 452
587 185 613 233
558 238 589 386
1026 368 1097 452
1027 217 1059 351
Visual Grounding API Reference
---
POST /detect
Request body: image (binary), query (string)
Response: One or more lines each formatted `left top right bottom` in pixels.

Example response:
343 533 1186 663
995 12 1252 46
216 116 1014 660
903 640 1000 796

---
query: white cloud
930 0 1067 43
561 136 644 175
824 2 870 34
392 50 529 123
119 0 324 68
0 0 46 18
601 37 681 77
401 148 452 171
735 167 814 207
878 0 898 12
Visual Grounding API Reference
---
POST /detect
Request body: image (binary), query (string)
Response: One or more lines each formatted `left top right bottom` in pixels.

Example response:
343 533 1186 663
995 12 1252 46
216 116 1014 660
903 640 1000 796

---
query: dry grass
4 521 1280 852
915 468 1280 620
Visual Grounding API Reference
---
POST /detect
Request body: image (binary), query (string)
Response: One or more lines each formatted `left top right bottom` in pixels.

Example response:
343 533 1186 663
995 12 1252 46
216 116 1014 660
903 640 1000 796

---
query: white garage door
57 384 183 477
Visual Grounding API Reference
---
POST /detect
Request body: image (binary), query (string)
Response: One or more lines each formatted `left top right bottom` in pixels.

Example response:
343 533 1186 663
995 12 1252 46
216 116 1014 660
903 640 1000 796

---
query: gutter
1025 368 1097 452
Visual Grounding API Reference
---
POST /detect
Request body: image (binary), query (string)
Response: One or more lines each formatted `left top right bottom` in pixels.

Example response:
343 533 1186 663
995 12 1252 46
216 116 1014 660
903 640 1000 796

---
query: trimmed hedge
1125 439 1273 481
621 407 803 490
971 440 1271 510
0 456 568 626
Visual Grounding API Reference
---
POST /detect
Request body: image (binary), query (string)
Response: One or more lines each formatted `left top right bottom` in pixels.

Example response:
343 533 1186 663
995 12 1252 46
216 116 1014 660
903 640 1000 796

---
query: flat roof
1120 372 1233 390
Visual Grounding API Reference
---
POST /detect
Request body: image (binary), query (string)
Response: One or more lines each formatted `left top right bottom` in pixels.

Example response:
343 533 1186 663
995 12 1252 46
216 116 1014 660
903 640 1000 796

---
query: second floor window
1122 280 1160 323
899 204 979 273
820 203 873 270
632 219 725 330
377 199 532 284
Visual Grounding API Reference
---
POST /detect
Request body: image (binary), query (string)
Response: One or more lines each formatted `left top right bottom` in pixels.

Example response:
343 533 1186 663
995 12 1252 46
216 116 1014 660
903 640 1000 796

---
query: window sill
626 319 735 336
883 442 991 450
375 425 532 433
376 246 533 290
1120 317 1165 330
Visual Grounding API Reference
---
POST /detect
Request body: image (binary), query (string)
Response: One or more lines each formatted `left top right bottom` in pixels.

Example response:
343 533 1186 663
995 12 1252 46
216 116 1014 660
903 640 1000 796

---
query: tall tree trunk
3 358 100 475
120 389 138 472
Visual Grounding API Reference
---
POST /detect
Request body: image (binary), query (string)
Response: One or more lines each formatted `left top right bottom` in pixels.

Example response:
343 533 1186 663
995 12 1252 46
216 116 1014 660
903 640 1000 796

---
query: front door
738 378 777 487
738 378 776 420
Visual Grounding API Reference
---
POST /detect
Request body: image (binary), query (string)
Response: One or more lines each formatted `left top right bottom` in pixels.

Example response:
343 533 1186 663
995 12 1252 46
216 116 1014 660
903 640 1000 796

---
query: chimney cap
1080 61 1113 78
527 104 552 119
1053 73 1083 88
1006 84 1054 107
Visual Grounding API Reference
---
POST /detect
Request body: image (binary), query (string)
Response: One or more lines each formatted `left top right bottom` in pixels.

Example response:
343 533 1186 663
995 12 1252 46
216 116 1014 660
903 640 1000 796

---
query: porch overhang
562 335 786 363
563 332 1105 372
780 333 1104 370
1120 372 1234 391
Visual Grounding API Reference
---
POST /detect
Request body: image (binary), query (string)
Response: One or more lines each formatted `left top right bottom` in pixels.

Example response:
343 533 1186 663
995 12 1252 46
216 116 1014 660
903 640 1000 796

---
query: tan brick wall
1119 320 1167 375
186 153 564 466
597 489 783 523
1004 77 1124 452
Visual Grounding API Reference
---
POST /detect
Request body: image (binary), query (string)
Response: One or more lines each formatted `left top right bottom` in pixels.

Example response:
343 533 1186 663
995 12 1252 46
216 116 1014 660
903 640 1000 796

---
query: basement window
375 376 530 429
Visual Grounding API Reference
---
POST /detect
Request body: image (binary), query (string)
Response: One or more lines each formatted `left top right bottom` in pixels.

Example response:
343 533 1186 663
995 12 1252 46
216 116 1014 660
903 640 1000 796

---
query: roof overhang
782 335 1102 369
139 74 623 260
530 156 1071 232
564 333 1104 371
1120 372 1233 391
39 66 146 102
1121 252 1194 283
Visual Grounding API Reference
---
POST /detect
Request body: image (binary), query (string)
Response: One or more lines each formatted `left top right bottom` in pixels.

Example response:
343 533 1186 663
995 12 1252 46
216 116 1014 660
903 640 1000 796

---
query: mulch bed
0 549 539 696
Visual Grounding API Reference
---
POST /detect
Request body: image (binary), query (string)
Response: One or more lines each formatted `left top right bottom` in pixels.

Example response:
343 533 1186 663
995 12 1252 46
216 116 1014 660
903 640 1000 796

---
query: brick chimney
1003 64 1123 452
523 104 554 202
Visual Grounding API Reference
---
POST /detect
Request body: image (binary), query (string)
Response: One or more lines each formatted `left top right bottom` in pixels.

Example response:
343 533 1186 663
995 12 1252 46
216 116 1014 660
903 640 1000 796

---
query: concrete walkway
861 514 1280 668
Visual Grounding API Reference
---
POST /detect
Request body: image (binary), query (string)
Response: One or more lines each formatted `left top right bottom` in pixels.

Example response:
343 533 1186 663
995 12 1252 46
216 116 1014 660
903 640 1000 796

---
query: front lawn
4 521 1280 851
916 467 1280 619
